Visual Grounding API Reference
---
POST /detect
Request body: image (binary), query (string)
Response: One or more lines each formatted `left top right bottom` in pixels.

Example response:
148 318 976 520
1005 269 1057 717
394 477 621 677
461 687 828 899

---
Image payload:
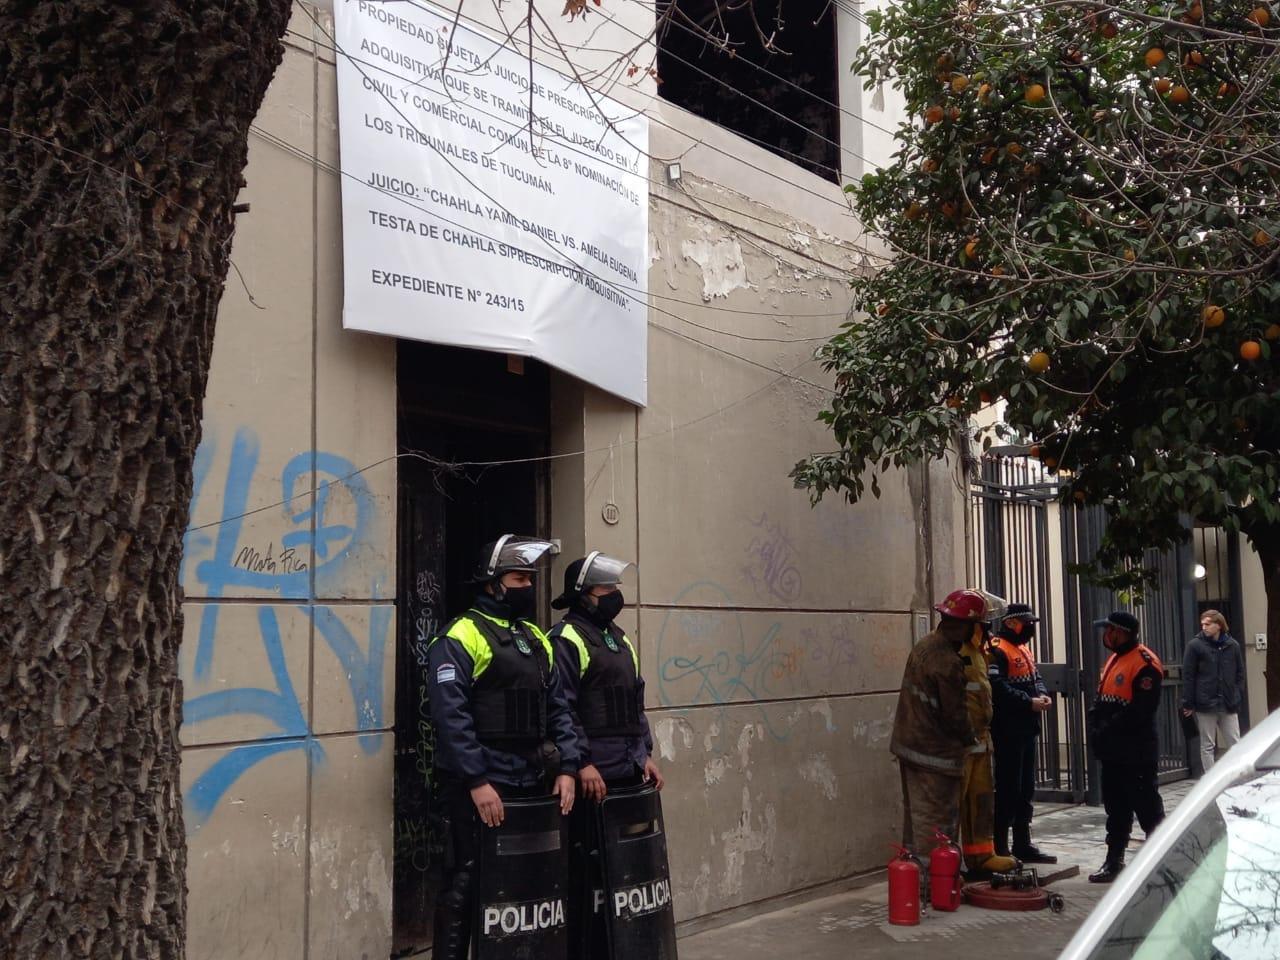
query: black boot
1088 858 1124 884
433 864 474 960
1012 823 1057 864
995 822 1012 858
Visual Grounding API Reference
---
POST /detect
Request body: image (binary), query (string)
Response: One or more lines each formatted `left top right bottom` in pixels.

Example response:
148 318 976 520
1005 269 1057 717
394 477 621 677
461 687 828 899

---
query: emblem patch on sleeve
1139 676 1154 691
436 664 458 683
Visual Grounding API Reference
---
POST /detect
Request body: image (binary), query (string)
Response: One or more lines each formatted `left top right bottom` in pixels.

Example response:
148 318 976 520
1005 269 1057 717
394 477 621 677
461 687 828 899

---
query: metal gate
971 449 1196 805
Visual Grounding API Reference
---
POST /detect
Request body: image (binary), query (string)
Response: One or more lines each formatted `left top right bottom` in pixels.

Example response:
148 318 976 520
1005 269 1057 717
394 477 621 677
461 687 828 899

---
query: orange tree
792 1 1280 703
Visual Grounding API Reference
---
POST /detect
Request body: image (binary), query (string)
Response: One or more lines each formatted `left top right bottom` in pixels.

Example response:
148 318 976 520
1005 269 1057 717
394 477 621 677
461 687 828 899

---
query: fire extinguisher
887 845 921 926
929 830 963 912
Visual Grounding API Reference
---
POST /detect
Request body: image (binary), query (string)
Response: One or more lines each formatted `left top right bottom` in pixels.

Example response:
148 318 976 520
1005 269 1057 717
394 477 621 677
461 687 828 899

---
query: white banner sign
335 0 649 405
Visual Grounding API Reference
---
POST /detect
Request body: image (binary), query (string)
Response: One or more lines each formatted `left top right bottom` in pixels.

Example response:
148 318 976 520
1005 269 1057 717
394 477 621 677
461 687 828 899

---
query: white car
1059 707 1280 960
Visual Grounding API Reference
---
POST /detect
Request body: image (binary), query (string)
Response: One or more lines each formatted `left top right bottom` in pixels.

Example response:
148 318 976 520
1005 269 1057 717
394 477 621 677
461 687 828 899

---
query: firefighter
426 535 583 960
957 604 1019 877
988 603 1057 864
891 589 986 865
1086 611 1165 884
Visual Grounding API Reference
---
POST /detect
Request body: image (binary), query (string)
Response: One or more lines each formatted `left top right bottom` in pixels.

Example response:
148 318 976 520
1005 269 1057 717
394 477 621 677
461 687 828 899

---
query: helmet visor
977 588 1008 623
575 552 635 591
488 536 556 576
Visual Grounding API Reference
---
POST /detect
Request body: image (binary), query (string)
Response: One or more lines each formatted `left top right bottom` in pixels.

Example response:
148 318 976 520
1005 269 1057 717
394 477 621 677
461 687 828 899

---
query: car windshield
1086 769 1280 960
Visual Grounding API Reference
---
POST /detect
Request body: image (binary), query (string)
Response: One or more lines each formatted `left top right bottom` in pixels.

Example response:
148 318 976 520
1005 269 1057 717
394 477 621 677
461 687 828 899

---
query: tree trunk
0 2 291 956
1257 533 1280 713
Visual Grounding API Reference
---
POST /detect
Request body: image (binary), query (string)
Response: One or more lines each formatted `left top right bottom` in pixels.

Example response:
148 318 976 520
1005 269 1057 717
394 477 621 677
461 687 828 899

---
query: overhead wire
287 25 886 274
184 352 828 534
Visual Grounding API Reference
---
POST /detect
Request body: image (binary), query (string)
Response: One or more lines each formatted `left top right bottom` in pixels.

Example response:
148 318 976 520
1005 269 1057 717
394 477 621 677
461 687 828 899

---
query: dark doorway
392 342 551 957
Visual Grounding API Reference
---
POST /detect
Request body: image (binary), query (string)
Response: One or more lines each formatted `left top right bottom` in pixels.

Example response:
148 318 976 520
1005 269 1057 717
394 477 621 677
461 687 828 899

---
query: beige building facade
180 3 960 958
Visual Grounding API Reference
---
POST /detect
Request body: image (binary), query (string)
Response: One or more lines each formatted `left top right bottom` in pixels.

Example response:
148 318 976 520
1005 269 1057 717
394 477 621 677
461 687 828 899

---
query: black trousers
1100 761 1165 860
993 733 1037 845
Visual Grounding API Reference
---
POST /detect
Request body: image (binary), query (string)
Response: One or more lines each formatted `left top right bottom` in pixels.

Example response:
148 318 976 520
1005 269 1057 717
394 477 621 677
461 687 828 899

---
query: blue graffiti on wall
181 426 391 831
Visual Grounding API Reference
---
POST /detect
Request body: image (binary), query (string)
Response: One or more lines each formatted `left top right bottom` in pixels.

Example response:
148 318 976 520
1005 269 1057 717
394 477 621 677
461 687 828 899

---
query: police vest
1097 644 1163 705
993 638 1036 680
447 611 551 746
552 620 644 738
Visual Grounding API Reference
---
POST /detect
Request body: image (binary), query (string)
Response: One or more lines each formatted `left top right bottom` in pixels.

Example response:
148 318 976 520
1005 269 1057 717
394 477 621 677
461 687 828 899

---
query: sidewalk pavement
678 779 1196 960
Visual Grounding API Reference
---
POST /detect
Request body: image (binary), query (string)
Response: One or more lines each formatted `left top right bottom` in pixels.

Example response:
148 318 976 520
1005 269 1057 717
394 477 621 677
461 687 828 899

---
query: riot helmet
470 534 556 583
552 551 635 610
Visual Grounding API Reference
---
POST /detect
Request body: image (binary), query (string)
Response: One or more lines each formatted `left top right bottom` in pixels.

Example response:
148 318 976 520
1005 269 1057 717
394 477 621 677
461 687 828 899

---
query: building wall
181 4 957 958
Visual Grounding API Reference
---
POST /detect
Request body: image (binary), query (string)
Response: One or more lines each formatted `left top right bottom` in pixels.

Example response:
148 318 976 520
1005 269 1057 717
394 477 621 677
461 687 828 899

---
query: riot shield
474 796 570 960
596 784 679 960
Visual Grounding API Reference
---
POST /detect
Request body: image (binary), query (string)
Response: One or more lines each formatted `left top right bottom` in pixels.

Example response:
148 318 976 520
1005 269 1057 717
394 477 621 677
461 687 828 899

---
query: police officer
427 535 583 959
988 603 1057 864
1086 611 1165 883
549 552 663 797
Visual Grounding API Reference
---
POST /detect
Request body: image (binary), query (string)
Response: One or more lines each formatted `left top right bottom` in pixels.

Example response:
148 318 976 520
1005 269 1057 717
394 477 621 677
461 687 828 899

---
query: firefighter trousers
959 742 999 870
899 760 962 866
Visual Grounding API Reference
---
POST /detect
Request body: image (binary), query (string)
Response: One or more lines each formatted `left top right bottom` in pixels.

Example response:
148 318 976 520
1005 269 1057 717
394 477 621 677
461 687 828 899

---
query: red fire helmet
933 589 989 621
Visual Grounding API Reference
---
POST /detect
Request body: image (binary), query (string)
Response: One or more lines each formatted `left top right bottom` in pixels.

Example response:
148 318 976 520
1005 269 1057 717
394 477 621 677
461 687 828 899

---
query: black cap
1001 603 1040 624
551 558 586 610
1093 611 1140 635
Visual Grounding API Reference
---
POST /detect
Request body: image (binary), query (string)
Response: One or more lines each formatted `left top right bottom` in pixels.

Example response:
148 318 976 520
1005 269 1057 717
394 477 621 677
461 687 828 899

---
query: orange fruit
1170 85 1191 104
947 107 961 122
1155 78 1173 95
990 265 1006 277
906 201 924 220
1102 22 1118 38
1203 304 1226 328
1187 3 1203 20
922 157 940 173
1124 248 1137 262
1044 456 1059 469
1248 7 1270 26
877 302 891 316
978 82 992 101
952 74 970 94
946 395 964 409
1265 323 1280 340
1253 229 1271 246
1027 351 1051 374
979 389 994 404
1186 50 1205 67
1145 48 1166 68
1219 82 1240 97
1240 340 1262 361
1029 444 1043 459
981 146 998 164
1025 83 1046 104
925 105 945 125
1006 142 1024 157
964 238 980 259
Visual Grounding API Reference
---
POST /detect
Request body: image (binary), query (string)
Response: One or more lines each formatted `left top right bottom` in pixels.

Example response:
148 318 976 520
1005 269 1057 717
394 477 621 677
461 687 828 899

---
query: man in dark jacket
1181 609 1245 774
1086 611 1165 883
988 603 1056 864
891 589 985 865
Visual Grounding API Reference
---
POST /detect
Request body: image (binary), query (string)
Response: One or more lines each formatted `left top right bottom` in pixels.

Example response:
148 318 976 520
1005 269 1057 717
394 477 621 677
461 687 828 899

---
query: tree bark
0 2 291 956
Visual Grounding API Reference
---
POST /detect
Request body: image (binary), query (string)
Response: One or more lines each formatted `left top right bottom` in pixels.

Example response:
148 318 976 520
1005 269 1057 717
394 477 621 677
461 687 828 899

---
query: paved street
679 780 1196 959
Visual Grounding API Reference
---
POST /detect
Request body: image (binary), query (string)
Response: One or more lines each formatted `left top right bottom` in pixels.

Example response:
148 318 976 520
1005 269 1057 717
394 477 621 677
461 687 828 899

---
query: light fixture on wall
1193 563 1207 581
666 162 682 183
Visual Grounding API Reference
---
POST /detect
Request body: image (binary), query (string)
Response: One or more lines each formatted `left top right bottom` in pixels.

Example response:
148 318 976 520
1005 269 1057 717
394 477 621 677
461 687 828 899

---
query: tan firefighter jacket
959 635 994 753
890 624 978 776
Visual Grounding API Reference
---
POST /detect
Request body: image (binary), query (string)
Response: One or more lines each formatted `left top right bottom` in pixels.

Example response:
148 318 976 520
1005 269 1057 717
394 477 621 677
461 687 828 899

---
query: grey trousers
1196 711 1241 772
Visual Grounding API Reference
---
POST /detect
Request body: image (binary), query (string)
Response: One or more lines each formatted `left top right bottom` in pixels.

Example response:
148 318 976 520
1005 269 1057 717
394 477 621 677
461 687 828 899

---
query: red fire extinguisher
887 845 921 926
929 830 963 912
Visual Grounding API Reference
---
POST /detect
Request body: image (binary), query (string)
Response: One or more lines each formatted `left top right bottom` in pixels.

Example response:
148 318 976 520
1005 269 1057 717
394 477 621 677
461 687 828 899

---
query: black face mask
590 590 625 624
501 585 536 619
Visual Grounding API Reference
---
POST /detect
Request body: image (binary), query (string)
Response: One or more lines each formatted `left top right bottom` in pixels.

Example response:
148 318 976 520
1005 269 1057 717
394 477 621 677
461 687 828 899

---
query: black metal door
392 343 551 957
